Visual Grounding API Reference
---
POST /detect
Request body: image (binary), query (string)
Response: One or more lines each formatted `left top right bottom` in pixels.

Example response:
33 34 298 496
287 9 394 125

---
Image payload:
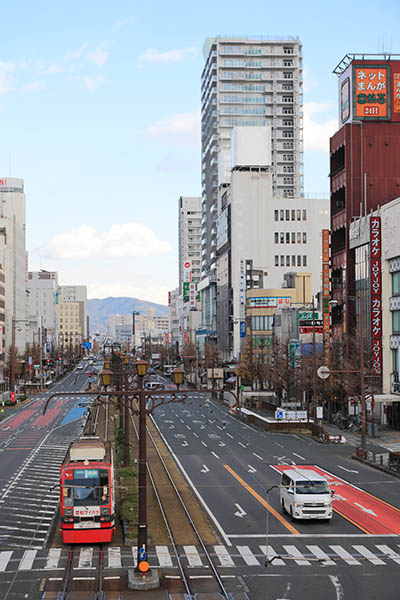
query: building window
291 209 295 221
280 232 284 243
297 209 301 220
393 310 400 333
303 255 307 266
286 255 290 266
283 46 294 54
280 209 284 221
285 209 290 220
275 255 279 266
297 255 301 266
291 232 295 243
286 232 290 243
280 256 284 266
303 232 307 243
297 232 301 243
392 271 400 295
303 209 307 221
292 255 296 266
274 232 279 243
283 60 293 66
283 107 293 115
274 209 279 221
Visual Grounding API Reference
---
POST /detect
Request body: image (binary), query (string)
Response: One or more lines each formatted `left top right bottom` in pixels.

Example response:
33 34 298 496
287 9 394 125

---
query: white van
280 469 333 521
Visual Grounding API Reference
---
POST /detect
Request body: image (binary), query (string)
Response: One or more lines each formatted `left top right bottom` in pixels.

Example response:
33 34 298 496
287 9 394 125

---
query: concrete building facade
200 36 303 340
0 178 27 357
27 271 59 350
178 196 202 290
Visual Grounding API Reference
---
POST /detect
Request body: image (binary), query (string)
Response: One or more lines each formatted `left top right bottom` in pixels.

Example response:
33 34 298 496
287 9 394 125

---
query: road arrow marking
219 441 226 447
200 465 210 473
337 465 359 474
252 452 263 460
248 465 256 473
333 493 348 502
239 442 247 448
234 503 246 518
354 502 377 516
181 441 188 447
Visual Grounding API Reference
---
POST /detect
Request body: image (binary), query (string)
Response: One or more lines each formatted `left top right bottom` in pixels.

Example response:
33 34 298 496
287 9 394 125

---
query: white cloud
41 223 171 260
83 74 105 91
87 46 109 67
0 61 15 94
303 102 337 151
22 81 44 92
64 43 88 62
146 109 200 146
138 46 199 66
47 64 64 74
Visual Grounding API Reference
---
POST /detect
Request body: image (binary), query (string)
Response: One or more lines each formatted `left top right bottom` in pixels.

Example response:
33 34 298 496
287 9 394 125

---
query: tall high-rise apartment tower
178 196 202 291
200 36 303 338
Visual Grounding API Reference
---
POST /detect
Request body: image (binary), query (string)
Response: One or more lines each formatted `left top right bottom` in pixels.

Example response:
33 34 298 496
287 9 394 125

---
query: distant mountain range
88 297 168 335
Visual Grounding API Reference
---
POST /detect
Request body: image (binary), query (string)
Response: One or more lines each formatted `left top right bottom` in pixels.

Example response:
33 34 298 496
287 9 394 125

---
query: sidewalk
323 420 400 454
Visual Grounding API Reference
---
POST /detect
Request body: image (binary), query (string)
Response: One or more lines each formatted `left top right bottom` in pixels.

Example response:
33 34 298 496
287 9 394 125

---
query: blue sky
0 0 399 304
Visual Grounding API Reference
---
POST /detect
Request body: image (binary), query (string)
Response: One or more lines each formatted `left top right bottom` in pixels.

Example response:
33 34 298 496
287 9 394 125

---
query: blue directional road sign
139 547 146 561
276 410 283 420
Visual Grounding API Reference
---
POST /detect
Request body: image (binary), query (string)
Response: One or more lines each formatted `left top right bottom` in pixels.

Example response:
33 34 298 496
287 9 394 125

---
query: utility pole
10 318 16 396
39 317 44 391
312 296 317 421
359 290 366 451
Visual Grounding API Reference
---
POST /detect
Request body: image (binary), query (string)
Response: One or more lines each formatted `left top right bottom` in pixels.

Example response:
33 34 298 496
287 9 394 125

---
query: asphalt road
150 380 400 600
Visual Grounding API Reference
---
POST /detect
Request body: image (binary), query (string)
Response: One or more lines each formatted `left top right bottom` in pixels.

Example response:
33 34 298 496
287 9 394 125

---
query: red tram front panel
60 439 115 544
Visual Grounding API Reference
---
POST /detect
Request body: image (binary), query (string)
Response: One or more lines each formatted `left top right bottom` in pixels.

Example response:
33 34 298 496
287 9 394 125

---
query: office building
0 178 27 356
58 285 87 352
178 196 202 290
27 270 59 350
200 36 303 340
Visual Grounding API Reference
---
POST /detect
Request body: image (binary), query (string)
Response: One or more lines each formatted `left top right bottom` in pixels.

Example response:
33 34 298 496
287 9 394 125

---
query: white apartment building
0 178 27 355
168 288 180 352
214 128 329 359
178 196 202 290
200 36 303 339
108 314 133 346
27 271 59 350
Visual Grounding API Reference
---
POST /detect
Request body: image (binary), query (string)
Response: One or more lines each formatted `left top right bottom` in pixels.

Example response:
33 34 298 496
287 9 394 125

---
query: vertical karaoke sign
322 229 330 360
370 216 382 376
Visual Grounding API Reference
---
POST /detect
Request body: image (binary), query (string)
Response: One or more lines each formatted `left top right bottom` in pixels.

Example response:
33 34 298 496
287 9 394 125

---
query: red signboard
321 230 330 359
354 66 390 119
370 217 382 375
11 392 15 404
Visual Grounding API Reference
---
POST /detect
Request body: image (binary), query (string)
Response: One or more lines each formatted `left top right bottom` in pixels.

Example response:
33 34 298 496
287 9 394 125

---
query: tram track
130 407 232 599
56 543 107 599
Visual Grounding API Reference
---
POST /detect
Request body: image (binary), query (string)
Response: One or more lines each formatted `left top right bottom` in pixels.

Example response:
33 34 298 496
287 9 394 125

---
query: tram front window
64 468 110 506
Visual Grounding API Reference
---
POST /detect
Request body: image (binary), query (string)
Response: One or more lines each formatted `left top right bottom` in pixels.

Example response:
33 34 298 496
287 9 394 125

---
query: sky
0 0 399 305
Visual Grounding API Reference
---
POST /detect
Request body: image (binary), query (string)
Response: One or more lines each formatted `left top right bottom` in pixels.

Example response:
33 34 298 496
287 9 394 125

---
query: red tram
60 437 115 543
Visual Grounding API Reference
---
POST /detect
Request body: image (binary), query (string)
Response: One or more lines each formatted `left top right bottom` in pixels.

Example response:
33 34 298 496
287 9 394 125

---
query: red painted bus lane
30 408 60 427
0 410 35 431
271 464 400 534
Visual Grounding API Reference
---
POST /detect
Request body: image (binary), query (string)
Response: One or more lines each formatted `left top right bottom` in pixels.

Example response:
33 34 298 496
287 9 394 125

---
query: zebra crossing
0 542 400 574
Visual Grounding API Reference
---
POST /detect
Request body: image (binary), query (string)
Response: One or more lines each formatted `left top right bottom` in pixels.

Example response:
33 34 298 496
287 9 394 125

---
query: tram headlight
101 507 110 515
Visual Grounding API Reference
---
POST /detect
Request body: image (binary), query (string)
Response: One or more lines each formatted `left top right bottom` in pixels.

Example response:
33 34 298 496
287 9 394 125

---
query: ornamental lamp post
172 367 184 388
99 369 112 388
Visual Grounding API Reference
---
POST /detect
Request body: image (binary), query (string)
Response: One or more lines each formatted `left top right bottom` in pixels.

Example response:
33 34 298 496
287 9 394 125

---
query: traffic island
128 567 160 590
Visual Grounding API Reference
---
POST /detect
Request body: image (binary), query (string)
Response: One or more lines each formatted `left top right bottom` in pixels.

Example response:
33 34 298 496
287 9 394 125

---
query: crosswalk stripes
0 543 400 573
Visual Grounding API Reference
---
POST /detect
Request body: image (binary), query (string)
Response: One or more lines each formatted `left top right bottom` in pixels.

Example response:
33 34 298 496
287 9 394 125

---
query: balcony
391 373 400 395
332 209 346 232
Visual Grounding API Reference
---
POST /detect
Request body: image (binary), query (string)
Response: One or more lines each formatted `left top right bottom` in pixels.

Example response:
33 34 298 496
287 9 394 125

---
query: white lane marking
131 546 138 568
186 425 191 430
292 452 305 460
0 551 12 572
217 425 223 431
214 545 235 567
252 452 263 460
219 441 226 447
239 442 247 448
353 502 376 516
306 545 335 565
200 465 210 473
260 545 285 566
376 544 400 564
156 545 173 567
226 433 234 439
184 545 202 567
248 465 256 473
237 545 260 566
193 433 199 438
274 442 284 448
77 547 95 570
108 547 122 569
211 451 220 459
45 548 62 569
201 441 208 447
283 545 311 566
330 545 361 565
19 549 37 570
337 465 359 474
329 575 344 600
234 504 246 518
353 545 385 565
181 441 189 447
